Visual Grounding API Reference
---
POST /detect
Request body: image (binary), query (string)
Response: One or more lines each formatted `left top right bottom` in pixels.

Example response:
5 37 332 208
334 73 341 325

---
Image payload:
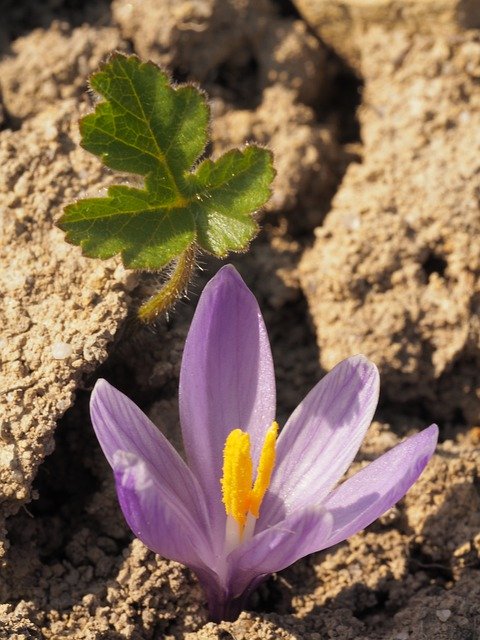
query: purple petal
179 266 276 537
113 449 212 566
261 356 379 525
90 380 210 545
322 424 438 548
228 507 334 598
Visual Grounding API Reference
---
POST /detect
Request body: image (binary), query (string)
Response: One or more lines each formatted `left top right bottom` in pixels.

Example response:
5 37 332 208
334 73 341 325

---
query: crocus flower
90 265 438 622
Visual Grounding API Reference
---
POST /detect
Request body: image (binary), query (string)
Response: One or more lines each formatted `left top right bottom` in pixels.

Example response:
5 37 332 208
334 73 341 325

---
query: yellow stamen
221 422 279 536
249 421 279 518
221 429 253 530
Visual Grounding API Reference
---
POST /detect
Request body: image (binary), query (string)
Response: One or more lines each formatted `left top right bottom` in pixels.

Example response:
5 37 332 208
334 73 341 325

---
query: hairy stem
138 244 196 323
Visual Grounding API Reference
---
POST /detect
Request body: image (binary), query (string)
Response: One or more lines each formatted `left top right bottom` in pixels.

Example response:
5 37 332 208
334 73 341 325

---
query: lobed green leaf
59 53 275 270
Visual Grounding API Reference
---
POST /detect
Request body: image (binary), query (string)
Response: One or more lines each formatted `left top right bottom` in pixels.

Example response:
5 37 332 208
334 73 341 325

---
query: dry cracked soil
0 0 480 639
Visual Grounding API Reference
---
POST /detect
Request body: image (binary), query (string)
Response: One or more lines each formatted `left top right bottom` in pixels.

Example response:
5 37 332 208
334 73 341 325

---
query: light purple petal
113 450 212 566
321 424 438 548
261 356 379 526
179 265 276 537
228 507 334 599
90 380 210 545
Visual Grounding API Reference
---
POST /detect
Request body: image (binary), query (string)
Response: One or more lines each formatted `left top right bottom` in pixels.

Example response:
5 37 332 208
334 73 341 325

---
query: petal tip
428 422 439 435
422 423 440 453
92 377 109 391
91 377 107 403
211 264 246 291
217 263 240 277
338 354 380 398
195 265 250 315
354 354 380 391
348 354 379 376
90 378 117 408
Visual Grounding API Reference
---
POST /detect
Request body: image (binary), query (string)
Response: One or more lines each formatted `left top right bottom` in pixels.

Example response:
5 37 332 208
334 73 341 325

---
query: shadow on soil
1 0 111 47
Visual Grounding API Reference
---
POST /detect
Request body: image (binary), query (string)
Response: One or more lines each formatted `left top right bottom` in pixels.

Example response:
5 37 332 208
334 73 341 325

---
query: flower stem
138 244 196 323
197 571 267 623
207 595 245 623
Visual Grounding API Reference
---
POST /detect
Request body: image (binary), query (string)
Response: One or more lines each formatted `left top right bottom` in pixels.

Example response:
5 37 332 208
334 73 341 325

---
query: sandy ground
0 0 479 638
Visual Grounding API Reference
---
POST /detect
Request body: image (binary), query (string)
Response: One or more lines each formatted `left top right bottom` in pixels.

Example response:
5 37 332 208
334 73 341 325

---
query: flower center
221 422 278 546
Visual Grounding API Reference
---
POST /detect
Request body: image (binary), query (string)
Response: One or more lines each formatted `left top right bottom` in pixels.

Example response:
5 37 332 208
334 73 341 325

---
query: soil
299 20 480 427
0 1 479 639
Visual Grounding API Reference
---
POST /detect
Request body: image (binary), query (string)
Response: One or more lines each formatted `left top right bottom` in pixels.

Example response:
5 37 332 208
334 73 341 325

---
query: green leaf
58 53 274 270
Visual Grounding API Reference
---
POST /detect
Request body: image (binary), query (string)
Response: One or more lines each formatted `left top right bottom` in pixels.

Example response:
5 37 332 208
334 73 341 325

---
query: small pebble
51 342 72 360
0 445 15 468
395 631 409 640
56 398 71 413
43 123 58 141
436 609 452 622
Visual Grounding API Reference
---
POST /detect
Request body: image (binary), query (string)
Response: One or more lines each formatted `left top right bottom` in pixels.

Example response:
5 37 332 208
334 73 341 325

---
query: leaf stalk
138 244 197 323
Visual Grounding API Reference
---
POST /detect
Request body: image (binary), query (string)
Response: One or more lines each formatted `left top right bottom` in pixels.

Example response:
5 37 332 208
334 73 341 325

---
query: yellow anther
221 429 253 529
221 422 279 535
249 421 279 518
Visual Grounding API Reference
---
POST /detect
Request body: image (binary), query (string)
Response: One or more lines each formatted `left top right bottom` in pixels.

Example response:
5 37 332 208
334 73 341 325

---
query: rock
50 342 73 360
437 610 453 622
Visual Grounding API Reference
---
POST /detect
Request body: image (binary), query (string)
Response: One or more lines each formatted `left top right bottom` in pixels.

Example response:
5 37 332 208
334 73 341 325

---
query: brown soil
0 1 479 639
299 23 480 427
